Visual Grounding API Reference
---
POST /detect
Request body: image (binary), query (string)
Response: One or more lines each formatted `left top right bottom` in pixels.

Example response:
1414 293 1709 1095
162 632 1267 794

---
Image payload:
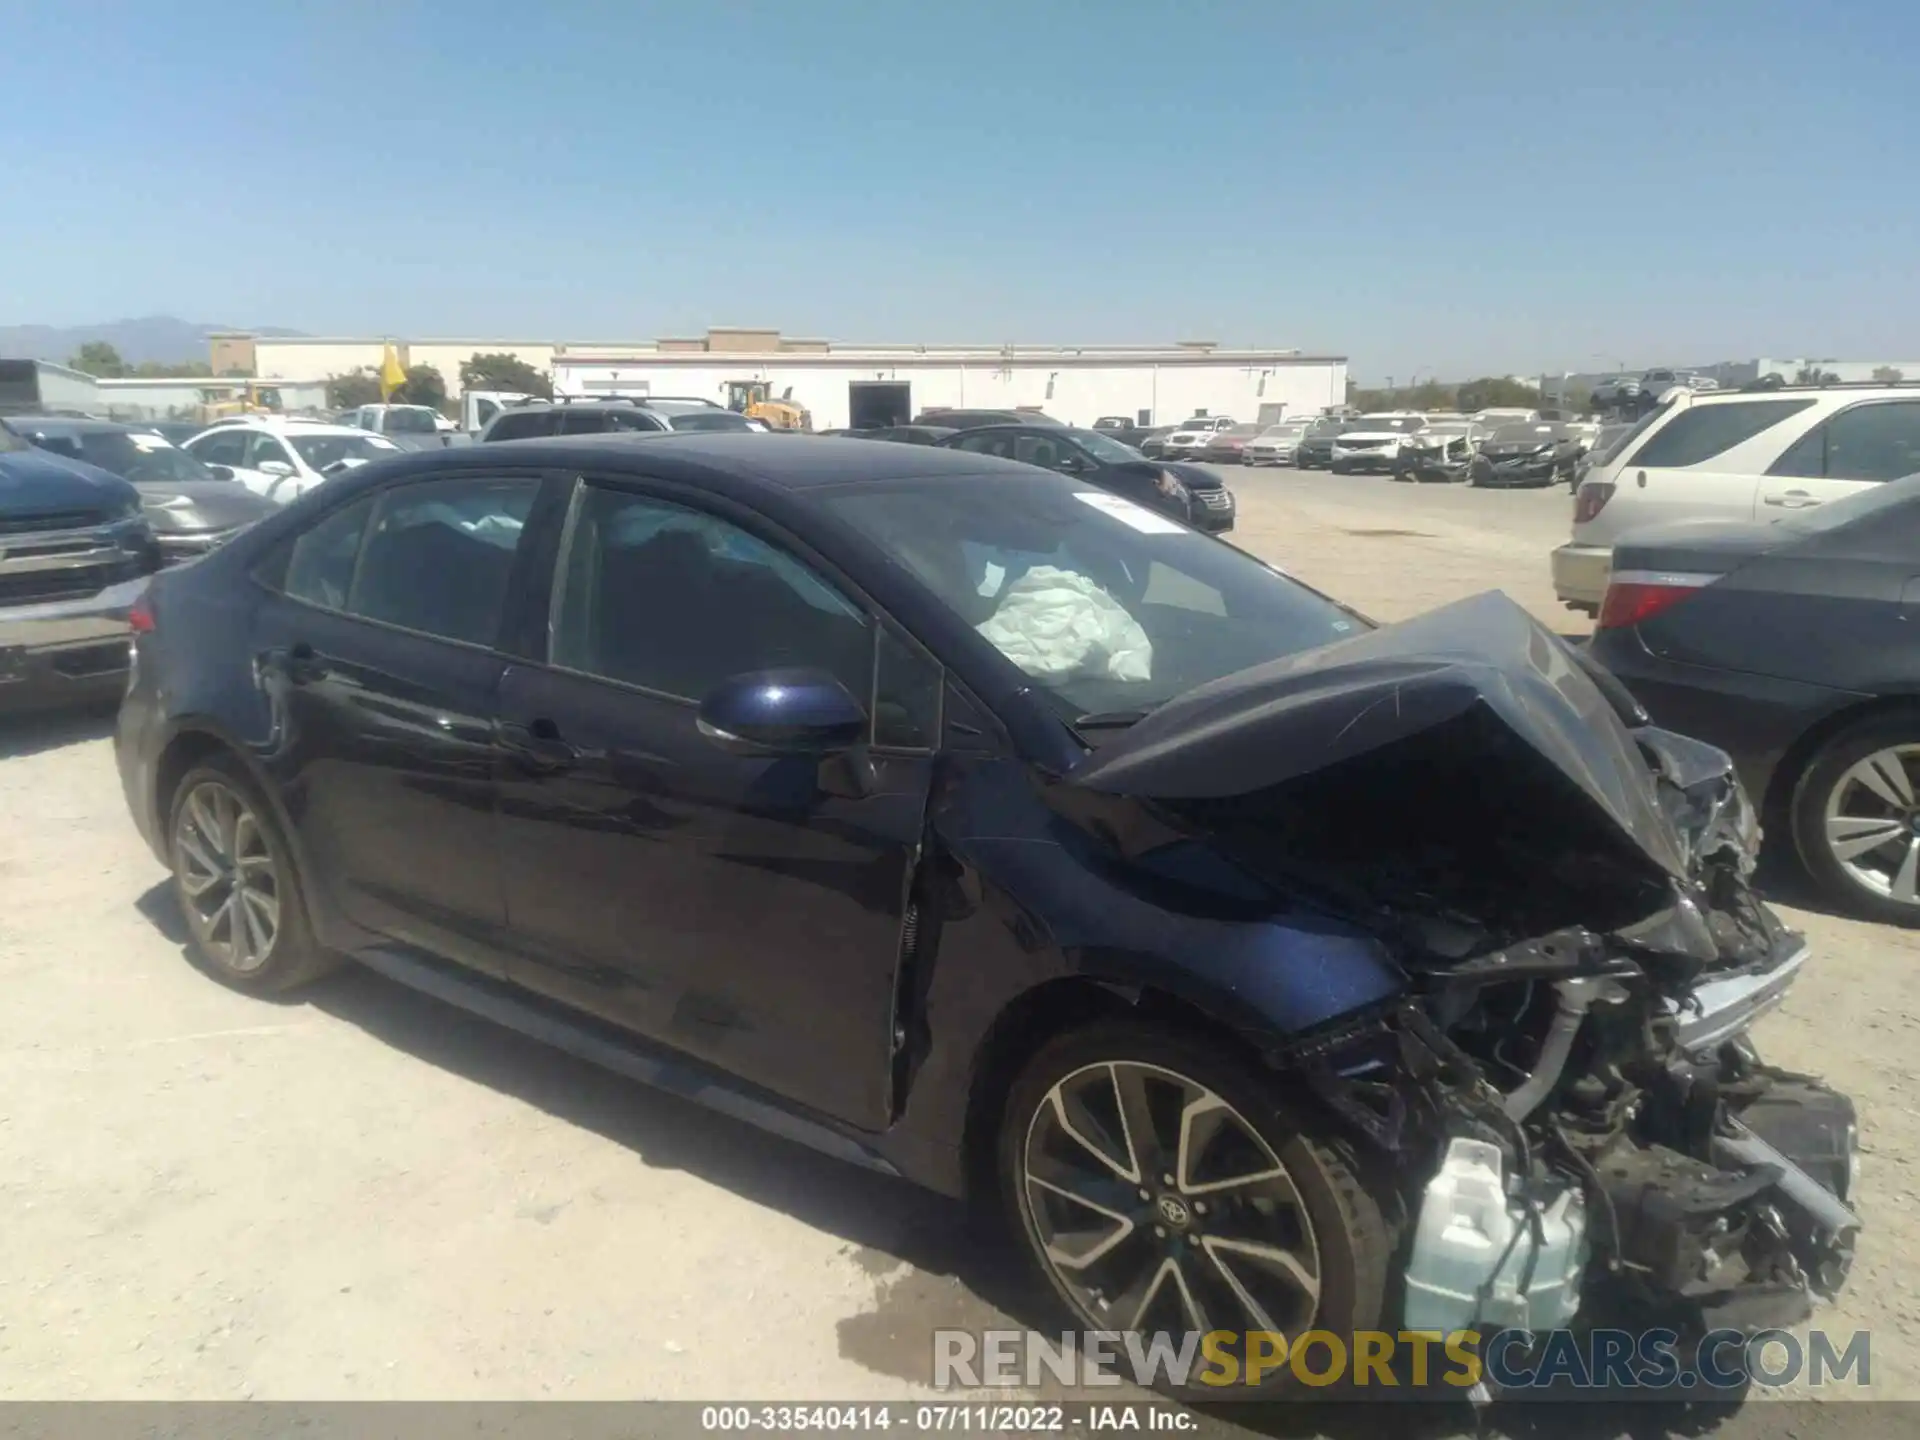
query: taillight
1596 570 1717 629
127 592 155 634
1573 481 1615 524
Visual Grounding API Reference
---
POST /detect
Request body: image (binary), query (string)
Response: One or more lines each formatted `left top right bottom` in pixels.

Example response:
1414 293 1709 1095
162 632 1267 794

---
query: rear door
250 470 546 975
1761 399 1920 514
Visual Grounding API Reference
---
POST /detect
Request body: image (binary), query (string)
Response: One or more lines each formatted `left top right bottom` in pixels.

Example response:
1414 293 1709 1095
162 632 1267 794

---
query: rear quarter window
1623 399 1815 469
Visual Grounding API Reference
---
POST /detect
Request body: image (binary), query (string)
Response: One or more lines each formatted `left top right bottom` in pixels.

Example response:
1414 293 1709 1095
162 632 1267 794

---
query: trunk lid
1611 517 1791 576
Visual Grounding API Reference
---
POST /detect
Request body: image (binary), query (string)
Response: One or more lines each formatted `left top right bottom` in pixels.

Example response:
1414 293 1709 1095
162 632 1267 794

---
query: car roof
3 414 137 435
203 418 371 437
379 432 1038 493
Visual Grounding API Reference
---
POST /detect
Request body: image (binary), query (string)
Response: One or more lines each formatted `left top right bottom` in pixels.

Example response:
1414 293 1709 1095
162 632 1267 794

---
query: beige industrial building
212 328 1348 431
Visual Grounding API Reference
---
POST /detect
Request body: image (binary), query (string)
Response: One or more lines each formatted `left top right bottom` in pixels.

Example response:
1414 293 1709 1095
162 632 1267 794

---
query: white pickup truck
338 404 457 451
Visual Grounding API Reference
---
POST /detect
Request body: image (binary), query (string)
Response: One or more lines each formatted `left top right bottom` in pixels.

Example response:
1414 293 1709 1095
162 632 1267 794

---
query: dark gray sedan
1468 422 1584 487
1588 471 1920 923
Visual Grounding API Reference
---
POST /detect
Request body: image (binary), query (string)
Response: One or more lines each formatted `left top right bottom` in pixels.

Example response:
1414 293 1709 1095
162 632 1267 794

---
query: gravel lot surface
2 465 1913 1432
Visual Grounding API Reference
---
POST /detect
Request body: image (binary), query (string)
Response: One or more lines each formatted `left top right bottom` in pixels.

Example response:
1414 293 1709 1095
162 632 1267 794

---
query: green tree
131 360 213 378
459 352 552 399
69 341 128 378
393 363 448 410
325 369 382 409
1873 366 1906 384
1454 376 1544 412
1793 365 1842 385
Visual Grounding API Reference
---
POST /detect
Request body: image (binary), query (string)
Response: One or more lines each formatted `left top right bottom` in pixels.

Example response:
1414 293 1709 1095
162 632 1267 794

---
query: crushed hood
1068 590 1691 882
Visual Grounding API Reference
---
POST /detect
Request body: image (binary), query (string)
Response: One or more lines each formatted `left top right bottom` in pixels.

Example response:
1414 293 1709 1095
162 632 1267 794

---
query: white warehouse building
220 328 1347 431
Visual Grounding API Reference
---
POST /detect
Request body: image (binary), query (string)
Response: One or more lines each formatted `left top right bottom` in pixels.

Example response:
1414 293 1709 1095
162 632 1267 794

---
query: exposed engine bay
1063 592 1862 1349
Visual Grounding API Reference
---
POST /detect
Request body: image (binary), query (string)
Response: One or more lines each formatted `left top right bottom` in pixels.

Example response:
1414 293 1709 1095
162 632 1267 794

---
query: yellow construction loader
724 380 812 432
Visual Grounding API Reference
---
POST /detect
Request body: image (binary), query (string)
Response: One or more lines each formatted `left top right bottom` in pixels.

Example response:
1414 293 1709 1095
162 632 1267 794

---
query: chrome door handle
1763 490 1820 509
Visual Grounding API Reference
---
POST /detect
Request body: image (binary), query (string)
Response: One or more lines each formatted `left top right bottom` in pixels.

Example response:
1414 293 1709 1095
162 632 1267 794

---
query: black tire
166 754 340 993
1789 711 1920 926
998 1020 1392 1396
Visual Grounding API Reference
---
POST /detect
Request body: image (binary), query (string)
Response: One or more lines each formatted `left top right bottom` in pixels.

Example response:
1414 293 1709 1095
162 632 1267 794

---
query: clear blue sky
4 1 1914 380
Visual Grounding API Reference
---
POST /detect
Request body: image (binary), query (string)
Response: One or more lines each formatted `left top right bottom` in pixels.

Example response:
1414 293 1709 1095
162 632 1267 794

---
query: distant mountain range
0 316 305 367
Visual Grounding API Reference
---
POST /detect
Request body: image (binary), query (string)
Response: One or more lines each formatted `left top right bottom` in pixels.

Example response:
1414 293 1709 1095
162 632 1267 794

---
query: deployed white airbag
976 565 1152 682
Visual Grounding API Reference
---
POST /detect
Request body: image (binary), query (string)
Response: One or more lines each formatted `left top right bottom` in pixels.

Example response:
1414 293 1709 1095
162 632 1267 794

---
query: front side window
188 429 250 467
285 496 375 611
1768 402 1920 483
245 434 295 469
1013 433 1070 469
1624 399 1814 469
342 477 538 644
952 431 1015 458
606 409 668 432
551 485 871 704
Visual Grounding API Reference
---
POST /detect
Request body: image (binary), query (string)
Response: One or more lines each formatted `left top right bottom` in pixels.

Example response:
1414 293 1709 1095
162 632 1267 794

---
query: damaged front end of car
1061 591 1860 1350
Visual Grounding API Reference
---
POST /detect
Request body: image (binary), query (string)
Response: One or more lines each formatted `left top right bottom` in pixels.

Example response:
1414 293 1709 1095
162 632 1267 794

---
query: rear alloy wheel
1792 718 1920 925
169 758 338 992
1000 1023 1389 1394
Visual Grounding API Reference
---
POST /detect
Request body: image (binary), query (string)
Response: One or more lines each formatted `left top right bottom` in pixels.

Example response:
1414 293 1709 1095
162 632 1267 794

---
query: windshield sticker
1072 491 1186 534
129 435 174 450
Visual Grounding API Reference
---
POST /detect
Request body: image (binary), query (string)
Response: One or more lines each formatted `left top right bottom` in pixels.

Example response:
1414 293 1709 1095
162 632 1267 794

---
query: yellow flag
378 342 408 400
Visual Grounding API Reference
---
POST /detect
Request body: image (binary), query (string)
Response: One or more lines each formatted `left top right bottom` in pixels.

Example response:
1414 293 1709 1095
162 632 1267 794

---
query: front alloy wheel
1001 1024 1390 1393
1023 1061 1322 1338
175 779 282 972
1821 746 1920 905
1793 717 1920 925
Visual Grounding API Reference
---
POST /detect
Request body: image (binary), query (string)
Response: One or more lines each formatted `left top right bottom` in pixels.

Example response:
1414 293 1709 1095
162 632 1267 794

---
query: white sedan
183 423 404 502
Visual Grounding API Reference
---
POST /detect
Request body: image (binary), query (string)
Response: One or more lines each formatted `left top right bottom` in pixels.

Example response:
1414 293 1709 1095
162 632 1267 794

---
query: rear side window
485 410 554 442
1623 399 1814 469
1768 401 1920 483
346 478 539 645
558 408 611 435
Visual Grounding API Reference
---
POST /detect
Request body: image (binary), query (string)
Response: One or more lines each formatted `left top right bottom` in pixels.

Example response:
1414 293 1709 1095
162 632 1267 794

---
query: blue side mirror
696 668 868 756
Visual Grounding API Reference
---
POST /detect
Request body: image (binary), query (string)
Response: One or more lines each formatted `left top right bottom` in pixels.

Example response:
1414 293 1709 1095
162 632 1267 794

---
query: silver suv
1554 382 1920 612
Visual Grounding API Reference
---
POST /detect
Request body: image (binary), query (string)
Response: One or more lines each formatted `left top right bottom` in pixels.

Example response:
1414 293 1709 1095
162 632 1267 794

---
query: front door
493 479 942 1130
1760 399 1920 515
251 472 542 975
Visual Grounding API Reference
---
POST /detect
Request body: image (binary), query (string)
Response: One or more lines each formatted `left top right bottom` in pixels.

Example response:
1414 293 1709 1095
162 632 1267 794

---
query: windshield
1068 428 1145 464
1352 415 1421 432
819 473 1364 721
1176 419 1215 432
1490 424 1560 444
288 433 401 468
667 410 755 432
382 407 440 434
71 431 218 484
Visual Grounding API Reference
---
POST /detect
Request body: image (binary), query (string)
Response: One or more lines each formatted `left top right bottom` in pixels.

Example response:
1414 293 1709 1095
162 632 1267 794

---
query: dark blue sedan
112 432 1861 1375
